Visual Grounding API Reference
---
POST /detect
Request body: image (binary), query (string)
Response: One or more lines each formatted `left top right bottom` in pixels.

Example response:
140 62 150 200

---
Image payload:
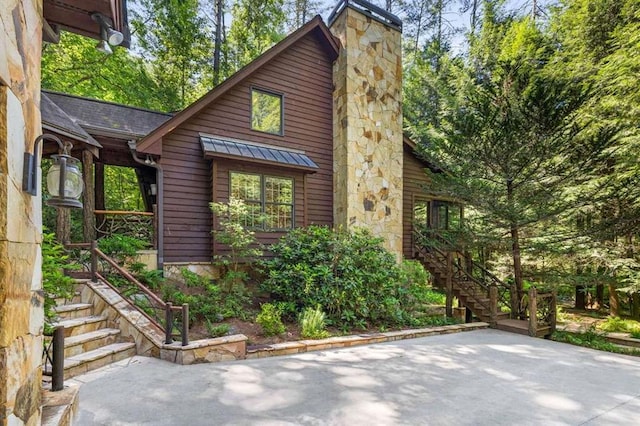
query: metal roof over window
200 135 319 171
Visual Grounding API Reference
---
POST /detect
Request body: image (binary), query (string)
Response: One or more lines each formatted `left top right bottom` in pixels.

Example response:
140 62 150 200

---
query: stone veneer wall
330 6 404 259
0 1 44 425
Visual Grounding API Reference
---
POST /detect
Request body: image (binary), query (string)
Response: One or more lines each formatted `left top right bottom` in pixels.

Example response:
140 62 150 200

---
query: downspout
128 140 164 271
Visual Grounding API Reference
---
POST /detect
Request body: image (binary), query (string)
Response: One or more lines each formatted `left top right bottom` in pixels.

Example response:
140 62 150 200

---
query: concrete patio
72 329 640 425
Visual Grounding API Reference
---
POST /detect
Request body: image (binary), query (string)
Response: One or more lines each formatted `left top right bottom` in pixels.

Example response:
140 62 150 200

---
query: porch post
55 207 70 243
95 161 105 235
82 149 96 242
528 287 538 337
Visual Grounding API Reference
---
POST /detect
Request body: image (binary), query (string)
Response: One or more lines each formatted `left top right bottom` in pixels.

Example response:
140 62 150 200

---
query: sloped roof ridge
42 89 174 117
136 15 339 154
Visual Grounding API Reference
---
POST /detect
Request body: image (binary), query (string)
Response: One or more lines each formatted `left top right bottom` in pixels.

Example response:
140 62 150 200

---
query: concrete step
54 303 93 320
53 315 108 337
60 342 136 379
63 328 122 358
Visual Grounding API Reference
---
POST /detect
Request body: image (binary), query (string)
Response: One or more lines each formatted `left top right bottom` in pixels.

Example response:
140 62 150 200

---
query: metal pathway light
23 134 84 209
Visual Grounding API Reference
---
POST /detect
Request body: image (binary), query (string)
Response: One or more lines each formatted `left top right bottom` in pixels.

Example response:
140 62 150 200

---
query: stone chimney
329 0 404 259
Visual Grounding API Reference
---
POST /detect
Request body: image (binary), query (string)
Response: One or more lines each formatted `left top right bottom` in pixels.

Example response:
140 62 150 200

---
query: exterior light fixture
91 12 124 54
95 39 113 54
23 134 84 209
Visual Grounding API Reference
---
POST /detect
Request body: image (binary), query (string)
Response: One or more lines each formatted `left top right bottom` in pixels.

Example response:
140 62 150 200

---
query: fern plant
299 306 330 339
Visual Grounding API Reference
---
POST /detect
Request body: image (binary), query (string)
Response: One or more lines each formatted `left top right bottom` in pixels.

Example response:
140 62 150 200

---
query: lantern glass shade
46 154 83 208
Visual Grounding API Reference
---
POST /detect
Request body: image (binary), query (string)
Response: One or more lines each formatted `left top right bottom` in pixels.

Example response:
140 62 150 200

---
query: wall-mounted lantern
23 134 84 209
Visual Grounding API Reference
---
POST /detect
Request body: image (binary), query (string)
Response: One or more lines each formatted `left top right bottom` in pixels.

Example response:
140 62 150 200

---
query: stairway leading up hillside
413 231 556 337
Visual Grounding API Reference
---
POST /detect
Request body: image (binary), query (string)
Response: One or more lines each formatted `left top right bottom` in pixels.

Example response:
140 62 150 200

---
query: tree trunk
631 293 640 320
575 285 586 310
213 0 223 85
596 284 604 309
609 283 619 317
507 179 524 318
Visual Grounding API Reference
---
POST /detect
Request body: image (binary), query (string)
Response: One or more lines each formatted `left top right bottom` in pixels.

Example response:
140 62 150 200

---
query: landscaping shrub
42 230 77 331
210 198 263 293
261 226 416 329
256 303 286 336
299 306 330 339
598 316 640 335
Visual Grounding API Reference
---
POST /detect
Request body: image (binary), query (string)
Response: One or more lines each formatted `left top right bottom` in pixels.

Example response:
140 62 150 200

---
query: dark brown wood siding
403 147 432 259
160 33 334 263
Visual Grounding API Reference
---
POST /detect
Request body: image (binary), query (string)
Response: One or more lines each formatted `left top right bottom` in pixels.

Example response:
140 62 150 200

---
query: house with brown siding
45 0 456 277
132 0 440 276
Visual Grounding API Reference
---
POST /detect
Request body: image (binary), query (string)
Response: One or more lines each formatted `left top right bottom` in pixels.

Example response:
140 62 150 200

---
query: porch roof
43 91 172 140
200 134 319 172
41 92 102 151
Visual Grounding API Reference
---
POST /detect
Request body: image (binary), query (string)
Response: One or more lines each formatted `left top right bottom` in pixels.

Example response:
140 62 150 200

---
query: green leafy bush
256 303 286 336
299 306 330 339
261 226 412 329
42 231 77 329
210 198 263 293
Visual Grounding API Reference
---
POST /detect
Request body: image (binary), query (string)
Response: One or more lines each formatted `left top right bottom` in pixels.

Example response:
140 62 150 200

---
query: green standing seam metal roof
200 135 319 171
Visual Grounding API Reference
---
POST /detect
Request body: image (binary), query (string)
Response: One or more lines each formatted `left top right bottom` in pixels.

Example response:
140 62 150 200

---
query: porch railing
526 287 557 337
94 209 156 249
65 241 188 346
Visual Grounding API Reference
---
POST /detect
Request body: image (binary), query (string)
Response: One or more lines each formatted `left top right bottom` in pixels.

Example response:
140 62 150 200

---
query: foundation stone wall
330 6 404 259
0 1 44 425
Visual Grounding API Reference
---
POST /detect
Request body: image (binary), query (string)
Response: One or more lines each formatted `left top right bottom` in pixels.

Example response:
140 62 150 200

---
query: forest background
41 0 640 317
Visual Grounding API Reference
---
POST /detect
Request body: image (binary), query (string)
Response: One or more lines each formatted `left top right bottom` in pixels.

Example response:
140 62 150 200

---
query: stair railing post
528 287 538 337
181 304 189 346
90 240 98 282
165 302 174 344
445 252 453 318
52 326 65 391
489 284 498 327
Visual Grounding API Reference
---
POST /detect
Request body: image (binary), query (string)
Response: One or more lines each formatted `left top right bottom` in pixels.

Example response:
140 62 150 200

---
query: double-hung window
230 172 293 230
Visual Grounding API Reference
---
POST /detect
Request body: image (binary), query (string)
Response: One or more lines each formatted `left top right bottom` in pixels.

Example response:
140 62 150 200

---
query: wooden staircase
414 230 556 337
46 280 136 379
416 247 510 324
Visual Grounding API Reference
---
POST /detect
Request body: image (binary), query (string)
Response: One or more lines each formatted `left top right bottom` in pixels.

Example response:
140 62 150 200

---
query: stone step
55 342 137 379
63 328 122 358
53 315 108 337
54 303 93 319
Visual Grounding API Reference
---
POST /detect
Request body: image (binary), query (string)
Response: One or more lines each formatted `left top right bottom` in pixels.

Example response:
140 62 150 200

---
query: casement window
251 88 283 135
230 172 293 230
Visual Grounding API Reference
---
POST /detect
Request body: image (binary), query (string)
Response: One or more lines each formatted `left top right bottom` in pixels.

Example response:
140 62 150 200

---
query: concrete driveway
73 329 640 425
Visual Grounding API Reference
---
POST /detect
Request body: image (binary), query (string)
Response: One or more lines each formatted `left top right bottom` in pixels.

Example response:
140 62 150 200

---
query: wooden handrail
65 240 190 346
94 210 154 216
94 248 166 306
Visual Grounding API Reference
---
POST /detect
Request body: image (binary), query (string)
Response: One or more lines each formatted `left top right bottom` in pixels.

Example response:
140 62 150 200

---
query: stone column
330 4 404 260
0 1 44 424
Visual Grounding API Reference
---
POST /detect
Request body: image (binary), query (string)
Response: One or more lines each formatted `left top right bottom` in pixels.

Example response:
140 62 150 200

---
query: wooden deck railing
94 209 156 249
65 241 188 345
526 287 557 337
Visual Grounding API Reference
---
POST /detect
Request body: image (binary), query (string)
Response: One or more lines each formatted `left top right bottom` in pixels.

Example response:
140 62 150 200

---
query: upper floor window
230 172 293 230
251 88 283 135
